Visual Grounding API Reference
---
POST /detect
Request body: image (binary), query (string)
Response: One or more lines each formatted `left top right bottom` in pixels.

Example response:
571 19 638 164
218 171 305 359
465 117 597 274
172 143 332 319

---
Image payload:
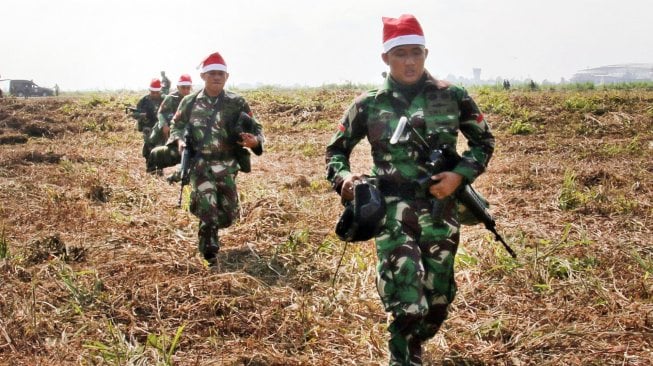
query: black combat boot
199 224 220 268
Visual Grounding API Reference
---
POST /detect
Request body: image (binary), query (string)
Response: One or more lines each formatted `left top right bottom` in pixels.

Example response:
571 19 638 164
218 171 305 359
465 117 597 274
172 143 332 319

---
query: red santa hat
177 74 192 86
198 52 227 73
149 78 162 91
382 14 425 53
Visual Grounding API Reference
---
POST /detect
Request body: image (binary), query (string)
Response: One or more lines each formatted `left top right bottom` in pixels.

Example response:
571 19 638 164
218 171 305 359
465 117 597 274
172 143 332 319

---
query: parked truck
0 79 54 97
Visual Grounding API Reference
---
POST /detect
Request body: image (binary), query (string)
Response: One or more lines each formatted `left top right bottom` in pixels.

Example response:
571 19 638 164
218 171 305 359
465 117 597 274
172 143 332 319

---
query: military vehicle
0 79 54 97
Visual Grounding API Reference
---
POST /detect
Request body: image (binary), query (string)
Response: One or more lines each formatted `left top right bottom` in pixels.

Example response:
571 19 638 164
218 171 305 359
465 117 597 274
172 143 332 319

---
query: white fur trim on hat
177 81 192 86
149 86 162 91
201 64 227 73
383 34 425 53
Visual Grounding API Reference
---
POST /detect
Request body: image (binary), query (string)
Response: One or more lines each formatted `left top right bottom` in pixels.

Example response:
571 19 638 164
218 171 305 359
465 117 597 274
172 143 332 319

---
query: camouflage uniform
147 90 184 172
326 72 494 365
133 94 163 163
168 89 263 262
161 74 171 95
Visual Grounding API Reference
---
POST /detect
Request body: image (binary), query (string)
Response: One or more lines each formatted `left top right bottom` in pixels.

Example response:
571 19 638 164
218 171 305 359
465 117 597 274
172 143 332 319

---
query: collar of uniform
375 70 448 99
197 89 227 103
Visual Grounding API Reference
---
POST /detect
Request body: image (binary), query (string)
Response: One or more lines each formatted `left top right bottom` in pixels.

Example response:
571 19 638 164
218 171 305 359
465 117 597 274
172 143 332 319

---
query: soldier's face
178 85 192 96
201 70 229 96
382 45 428 85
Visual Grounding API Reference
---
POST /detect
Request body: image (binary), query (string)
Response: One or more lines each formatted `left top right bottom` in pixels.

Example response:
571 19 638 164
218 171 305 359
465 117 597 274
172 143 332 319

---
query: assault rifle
125 105 157 130
390 116 516 258
177 124 195 207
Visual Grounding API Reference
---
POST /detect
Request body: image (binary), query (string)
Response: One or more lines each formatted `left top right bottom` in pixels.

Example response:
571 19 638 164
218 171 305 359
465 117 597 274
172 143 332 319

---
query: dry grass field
0 86 651 365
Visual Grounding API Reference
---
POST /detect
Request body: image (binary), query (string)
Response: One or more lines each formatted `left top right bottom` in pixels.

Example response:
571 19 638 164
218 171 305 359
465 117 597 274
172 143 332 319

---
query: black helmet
335 181 386 242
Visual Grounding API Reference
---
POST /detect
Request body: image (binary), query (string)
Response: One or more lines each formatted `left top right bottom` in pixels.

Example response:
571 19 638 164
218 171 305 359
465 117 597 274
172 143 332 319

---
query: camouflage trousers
138 122 156 159
147 145 180 172
375 196 460 366
189 158 239 258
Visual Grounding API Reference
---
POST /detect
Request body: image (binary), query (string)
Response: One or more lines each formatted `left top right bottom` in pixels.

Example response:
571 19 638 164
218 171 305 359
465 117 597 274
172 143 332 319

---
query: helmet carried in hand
335 181 386 242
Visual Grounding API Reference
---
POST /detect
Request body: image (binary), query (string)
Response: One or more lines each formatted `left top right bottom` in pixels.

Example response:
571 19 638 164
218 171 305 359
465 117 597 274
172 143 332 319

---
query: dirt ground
0 87 652 365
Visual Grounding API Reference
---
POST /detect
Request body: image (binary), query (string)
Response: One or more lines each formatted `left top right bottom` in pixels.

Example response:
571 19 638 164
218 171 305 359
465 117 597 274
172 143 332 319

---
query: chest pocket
367 109 396 145
424 91 460 135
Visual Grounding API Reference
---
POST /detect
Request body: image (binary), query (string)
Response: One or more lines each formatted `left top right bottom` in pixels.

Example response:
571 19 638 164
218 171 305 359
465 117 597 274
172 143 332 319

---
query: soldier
161 71 171 95
147 74 193 175
133 78 164 171
168 51 264 268
325 14 495 366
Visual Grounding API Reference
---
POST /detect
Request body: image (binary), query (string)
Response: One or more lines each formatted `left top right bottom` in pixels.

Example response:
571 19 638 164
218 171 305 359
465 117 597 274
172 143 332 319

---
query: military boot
166 170 182 184
199 225 220 268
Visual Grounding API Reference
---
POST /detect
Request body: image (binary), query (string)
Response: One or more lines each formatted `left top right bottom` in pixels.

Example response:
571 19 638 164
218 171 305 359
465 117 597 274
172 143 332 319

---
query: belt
375 178 424 199
198 151 233 161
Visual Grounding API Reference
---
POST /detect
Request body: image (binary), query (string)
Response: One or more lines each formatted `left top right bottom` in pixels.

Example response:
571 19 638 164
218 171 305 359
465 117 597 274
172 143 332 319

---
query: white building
571 63 653 83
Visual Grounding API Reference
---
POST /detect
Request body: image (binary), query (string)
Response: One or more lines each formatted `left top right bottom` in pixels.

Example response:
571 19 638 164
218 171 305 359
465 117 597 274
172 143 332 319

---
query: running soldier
147 74 193 176
168 52 264 268
326 14 496 366
133 78 163 171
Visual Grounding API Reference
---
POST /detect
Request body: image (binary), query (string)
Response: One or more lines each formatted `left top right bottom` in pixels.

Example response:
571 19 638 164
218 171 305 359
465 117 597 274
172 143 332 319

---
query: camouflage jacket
161 76 171 95
157 90 184 128
168 89 264 173
325 71 495 196
134 94 162 130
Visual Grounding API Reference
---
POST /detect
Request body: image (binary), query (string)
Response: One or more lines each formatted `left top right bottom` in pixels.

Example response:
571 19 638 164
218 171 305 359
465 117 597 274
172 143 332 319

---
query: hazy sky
2 0 651 90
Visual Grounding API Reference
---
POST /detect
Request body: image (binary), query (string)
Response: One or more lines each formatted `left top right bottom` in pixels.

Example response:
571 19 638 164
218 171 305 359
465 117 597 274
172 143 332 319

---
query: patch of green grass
83 95 110 107
309 179 331 192
57 265 104 314
508 119 535 135
84 321 146 364
475 88 517 117
300 119 335 131
563 94 602 113
281 229 310 253
630 249 653 278
599 136 643 157
558 170 599 210
455 247 478 269
528 223 599 293
146 325 185 365
533 283 552 294
299 142 321 158
0 227 9 259
612 194 640 214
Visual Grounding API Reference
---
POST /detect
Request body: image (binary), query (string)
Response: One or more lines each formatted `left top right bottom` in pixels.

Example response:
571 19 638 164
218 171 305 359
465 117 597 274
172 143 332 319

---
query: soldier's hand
429 172 463 199
177 139 186 155
238 133 259 149
341 173 364 201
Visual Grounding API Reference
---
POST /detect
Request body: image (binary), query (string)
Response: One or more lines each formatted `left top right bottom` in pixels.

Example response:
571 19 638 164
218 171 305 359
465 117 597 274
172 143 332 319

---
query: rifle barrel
491 229 517 258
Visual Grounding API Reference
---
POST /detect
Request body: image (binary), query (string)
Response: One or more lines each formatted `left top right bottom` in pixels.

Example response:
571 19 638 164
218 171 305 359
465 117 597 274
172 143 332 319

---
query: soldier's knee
390 313 422 337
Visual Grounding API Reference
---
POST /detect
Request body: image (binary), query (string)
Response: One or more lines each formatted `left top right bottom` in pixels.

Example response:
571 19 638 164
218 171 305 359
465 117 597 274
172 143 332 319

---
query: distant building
472 68 482 82
570 63 653 84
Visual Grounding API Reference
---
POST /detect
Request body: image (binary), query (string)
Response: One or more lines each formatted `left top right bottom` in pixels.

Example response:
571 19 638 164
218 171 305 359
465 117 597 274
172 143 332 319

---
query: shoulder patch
435 79 452 89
